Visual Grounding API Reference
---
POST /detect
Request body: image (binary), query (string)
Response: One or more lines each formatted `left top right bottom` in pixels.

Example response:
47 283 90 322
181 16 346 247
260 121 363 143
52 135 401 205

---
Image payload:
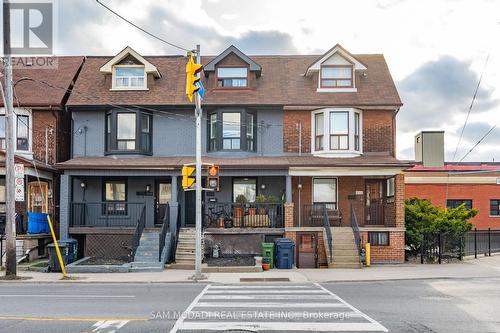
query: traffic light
185 54 203 102
207 165 219 191
182 165 196 190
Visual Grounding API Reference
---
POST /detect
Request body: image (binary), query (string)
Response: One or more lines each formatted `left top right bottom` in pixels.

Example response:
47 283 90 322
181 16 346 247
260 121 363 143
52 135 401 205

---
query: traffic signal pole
194 44 204 280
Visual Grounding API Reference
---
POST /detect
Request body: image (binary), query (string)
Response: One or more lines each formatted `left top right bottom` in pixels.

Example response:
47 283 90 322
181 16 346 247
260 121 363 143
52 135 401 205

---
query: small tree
405 197 476 255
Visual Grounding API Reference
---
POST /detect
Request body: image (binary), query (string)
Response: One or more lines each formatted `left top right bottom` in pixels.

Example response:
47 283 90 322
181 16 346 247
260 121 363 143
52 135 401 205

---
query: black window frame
446 199 473 210
105 109 153 155
207 109 257 152
368 232 390 246
16 115 30 151
490 199 500 216
102 178 128 215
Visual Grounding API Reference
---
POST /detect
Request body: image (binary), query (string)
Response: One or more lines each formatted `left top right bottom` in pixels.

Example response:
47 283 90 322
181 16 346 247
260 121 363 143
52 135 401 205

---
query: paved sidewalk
2 255 499 284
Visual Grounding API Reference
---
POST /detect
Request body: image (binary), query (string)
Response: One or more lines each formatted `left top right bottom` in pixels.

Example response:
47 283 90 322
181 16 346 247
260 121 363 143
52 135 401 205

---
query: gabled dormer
305 44 367 93
204 45 261 89
99 46 161 91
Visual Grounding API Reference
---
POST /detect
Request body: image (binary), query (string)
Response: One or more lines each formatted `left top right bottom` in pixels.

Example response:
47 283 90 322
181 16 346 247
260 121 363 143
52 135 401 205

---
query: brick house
57 45 410 269
405 131 500 229
0 57 84 258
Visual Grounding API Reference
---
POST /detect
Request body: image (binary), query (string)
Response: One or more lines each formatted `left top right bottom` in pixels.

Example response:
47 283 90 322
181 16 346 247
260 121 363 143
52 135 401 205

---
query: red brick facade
405 182 500 229
361 231 405 263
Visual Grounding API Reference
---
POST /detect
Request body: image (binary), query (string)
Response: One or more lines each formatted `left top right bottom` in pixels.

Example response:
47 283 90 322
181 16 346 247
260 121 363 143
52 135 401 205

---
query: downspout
44 127 48 164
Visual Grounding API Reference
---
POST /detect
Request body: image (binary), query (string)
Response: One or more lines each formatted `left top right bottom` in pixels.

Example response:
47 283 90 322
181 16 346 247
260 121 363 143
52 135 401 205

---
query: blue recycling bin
27 212 50 234
274 238 295 269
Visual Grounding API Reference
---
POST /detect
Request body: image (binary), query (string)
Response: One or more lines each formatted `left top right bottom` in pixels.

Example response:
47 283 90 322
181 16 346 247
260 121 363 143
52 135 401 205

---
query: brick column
395 173 405 228
284 202 294 228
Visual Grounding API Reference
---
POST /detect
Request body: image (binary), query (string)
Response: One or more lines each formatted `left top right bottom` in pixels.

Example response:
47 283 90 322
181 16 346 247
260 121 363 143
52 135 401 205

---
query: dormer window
320 66 353 88
217 67 248 88
114 66 145 89
312 108 362 157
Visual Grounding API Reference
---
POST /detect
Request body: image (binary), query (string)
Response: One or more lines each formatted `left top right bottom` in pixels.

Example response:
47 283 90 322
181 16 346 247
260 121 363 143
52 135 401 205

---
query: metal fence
204 202 283 228
420 229 500 264
71 202 146 227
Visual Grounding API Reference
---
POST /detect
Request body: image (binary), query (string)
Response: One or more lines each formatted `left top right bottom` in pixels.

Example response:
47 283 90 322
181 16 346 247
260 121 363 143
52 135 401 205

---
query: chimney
415 131 444 168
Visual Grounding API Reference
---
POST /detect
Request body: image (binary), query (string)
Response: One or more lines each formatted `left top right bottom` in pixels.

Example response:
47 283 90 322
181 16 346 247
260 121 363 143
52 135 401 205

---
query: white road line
315 283 388 332
0 295 135 298
178 321 388 331
169 284 210 333
195 302 349 308
205 289 328 294
187 310 364 319
202 294 335 300
209 285 315 289
89 320 129 333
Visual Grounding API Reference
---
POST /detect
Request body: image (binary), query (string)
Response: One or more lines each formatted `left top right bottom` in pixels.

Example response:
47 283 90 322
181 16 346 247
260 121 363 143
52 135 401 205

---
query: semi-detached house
57 44 411 270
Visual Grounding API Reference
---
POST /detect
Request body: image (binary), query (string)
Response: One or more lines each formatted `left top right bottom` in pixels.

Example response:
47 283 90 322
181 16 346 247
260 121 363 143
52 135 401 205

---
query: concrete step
176 254 195 261
131 261 162 267
129 267 163 272
333 249 359 256
330 262 362 269
134 254 159 260
333 255 360 262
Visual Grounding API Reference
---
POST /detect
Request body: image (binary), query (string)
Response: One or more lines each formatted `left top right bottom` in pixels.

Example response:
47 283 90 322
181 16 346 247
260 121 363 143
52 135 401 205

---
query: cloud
396 56 500 161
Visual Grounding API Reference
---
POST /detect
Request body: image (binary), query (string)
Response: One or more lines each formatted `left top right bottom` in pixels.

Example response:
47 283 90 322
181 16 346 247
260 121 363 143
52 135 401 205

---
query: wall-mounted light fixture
146 184 151 192
80 182 86 188
260 184 266 190
297 183 302 190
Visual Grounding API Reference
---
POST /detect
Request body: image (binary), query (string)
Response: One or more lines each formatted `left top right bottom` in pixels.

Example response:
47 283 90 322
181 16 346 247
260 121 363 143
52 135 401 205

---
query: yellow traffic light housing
182 165 196 190
185 54 203 102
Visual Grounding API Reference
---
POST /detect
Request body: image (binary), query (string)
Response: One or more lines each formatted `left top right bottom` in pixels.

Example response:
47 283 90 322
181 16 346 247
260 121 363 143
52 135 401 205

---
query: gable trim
204 45 262 76
99 46 161 78
305 44 367 75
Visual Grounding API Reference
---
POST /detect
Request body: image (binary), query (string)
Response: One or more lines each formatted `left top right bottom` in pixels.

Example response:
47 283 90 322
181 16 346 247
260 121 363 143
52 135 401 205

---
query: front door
365 180 384 225
297 232 317 268
155 181 171 226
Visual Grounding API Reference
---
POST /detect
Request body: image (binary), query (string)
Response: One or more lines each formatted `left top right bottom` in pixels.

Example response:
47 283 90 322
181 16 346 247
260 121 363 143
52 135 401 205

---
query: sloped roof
0 56 84 108
67 53 401 108
204 45 262 73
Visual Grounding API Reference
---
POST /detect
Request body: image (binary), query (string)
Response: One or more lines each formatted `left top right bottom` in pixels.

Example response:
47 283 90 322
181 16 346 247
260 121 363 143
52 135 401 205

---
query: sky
54 0 500 161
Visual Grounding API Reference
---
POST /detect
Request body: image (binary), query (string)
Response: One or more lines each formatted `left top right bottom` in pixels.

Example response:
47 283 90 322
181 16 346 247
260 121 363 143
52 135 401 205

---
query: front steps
324 227 362 269
170 228 198 269
130 229 164 272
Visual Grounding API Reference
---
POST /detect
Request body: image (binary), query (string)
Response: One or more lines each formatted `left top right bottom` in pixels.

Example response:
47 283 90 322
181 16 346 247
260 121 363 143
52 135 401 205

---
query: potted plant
234 194 247 219
262 256 270 271
255 194 268 215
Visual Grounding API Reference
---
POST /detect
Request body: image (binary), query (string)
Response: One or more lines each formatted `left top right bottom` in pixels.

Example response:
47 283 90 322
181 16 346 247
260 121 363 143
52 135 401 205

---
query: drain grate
239 277 290 282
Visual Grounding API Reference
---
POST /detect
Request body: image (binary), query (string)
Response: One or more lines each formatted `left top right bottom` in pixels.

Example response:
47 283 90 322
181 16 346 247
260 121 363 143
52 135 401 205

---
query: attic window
320 66 353 88
113 66 146 89
217 67 248 88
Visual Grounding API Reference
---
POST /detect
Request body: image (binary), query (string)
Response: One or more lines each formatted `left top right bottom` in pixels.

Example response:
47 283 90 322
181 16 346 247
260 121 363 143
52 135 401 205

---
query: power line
451 53 490 162
458 121 499 162
94 0 193 53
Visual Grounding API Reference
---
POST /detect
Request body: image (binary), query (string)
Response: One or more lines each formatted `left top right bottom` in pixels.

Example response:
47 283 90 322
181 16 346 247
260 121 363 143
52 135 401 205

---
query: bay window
312 108 362 156
208 110 256 152
105 110 152 154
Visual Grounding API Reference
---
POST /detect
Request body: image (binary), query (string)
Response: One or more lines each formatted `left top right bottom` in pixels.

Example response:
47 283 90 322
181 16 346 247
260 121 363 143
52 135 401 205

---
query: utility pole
3 0 17 277
194 44 203 280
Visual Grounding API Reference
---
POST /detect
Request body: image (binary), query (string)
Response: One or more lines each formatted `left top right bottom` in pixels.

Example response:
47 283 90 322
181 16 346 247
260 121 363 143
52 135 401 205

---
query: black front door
185 190 196 227
155 181 171 226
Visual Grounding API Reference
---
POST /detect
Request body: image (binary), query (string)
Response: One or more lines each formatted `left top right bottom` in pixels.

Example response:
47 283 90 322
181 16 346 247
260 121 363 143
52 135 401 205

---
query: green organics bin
261 242 275 269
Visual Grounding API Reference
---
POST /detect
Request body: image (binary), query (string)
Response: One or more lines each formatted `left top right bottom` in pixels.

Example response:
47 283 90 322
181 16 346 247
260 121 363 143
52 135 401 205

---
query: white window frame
0 107 33 158
311 108 363 157
111 65 148 91
312 177 338 209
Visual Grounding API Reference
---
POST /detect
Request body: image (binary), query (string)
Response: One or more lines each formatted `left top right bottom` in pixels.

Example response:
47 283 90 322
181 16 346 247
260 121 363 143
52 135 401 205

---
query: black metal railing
70 202 146 227
301 204 341 227
130 206 146 262
159 203 170 261
322 204 333 262
350 204 362 261
464 228 500 258
366 202 385 225
204 202 284 228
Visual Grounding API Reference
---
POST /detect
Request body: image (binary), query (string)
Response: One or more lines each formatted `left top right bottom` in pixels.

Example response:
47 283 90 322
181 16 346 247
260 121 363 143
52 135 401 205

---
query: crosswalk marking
170 283 388 332
88 320 129 333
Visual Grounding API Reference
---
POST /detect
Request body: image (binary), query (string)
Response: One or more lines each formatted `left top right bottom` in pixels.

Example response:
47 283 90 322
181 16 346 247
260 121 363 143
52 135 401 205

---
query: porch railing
322 205 333 262
70 202 146 227
301 204 341 227
131 206 146 261
159 203 170 261
204 202 284 228
350 204 362 262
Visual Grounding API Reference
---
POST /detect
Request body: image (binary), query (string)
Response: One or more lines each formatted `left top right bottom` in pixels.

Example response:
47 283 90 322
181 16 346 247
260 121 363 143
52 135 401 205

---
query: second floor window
114 66 145 89
217 67 248 88
329 111 349 150
208 110 256 152
0 114 31 151
105 110 152 154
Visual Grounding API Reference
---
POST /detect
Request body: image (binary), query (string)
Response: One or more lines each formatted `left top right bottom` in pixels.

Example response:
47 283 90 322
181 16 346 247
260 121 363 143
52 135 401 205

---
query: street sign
14 163 24 202
182 165 196 190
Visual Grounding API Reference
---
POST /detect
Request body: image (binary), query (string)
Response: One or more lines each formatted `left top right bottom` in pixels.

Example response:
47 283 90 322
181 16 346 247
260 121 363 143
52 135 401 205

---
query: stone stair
170 228 198 269
130 229 164 272
324 227 362 269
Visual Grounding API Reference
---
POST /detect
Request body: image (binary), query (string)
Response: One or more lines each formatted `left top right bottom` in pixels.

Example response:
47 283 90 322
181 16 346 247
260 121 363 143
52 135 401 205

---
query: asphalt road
0 277 499 333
